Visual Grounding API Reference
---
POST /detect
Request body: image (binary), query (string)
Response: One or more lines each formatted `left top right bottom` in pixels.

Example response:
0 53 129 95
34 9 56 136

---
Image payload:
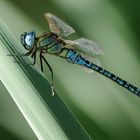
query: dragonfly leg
14 60 34 65
14 52 36 65
7 53 25 56
39 52 44 72
40 52 55 96
31 52 37 65
31 51 37 65
7 49 34 57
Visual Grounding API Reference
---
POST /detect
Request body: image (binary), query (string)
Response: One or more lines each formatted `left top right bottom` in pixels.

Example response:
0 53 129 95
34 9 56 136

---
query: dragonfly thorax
37 32 63 54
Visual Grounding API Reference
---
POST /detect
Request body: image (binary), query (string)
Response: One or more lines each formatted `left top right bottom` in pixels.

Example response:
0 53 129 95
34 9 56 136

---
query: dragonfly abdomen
65 49 140 97
90 64 140 96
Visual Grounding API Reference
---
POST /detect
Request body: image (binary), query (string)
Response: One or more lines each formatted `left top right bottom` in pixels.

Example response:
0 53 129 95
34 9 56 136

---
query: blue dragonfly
12 13 140 96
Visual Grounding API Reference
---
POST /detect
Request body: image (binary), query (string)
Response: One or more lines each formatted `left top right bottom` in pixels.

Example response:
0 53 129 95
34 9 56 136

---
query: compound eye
20 32 27 47
20 31 36 50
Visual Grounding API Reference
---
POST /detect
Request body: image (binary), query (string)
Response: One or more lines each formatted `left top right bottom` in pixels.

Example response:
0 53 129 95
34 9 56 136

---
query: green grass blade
0 18 91 140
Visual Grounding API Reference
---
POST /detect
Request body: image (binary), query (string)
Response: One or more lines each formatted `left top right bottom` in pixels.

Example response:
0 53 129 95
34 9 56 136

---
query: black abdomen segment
65 49 140 97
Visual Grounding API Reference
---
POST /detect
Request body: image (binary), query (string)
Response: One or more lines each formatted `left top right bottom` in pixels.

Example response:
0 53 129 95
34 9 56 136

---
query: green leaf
0 18 91 140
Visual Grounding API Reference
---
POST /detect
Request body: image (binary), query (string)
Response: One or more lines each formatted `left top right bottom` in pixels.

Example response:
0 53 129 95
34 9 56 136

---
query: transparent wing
64 38 102 73
44 13 75 37
65 38 104 57
64 43 101 73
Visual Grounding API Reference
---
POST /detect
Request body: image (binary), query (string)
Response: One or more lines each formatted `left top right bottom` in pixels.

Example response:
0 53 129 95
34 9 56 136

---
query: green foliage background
0 0 140 140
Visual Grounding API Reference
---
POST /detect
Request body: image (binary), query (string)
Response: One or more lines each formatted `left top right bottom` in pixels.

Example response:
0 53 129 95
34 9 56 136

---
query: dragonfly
10 13 140 97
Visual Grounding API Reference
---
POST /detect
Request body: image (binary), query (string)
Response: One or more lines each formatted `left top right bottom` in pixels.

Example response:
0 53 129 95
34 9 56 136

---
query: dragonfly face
20 31 36 50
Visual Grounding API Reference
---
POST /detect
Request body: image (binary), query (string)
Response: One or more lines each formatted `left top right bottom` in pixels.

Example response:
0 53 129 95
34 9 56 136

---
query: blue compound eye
20 31 36 50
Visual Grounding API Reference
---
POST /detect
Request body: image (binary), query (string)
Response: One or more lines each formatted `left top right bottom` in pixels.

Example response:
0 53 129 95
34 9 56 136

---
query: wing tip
44 12 52 19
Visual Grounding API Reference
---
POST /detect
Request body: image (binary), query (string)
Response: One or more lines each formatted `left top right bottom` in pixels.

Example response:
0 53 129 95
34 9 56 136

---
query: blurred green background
0 0 140 139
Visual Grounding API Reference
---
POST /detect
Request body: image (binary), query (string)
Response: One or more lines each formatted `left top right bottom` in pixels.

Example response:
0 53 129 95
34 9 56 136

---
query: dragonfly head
20 31 36 50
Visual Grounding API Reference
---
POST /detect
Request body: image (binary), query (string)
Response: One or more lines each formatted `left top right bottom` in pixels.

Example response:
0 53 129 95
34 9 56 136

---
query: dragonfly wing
66 38 104 56
64 43 101 73
64 40 101 66
44 13 75 37
64 40 102 73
